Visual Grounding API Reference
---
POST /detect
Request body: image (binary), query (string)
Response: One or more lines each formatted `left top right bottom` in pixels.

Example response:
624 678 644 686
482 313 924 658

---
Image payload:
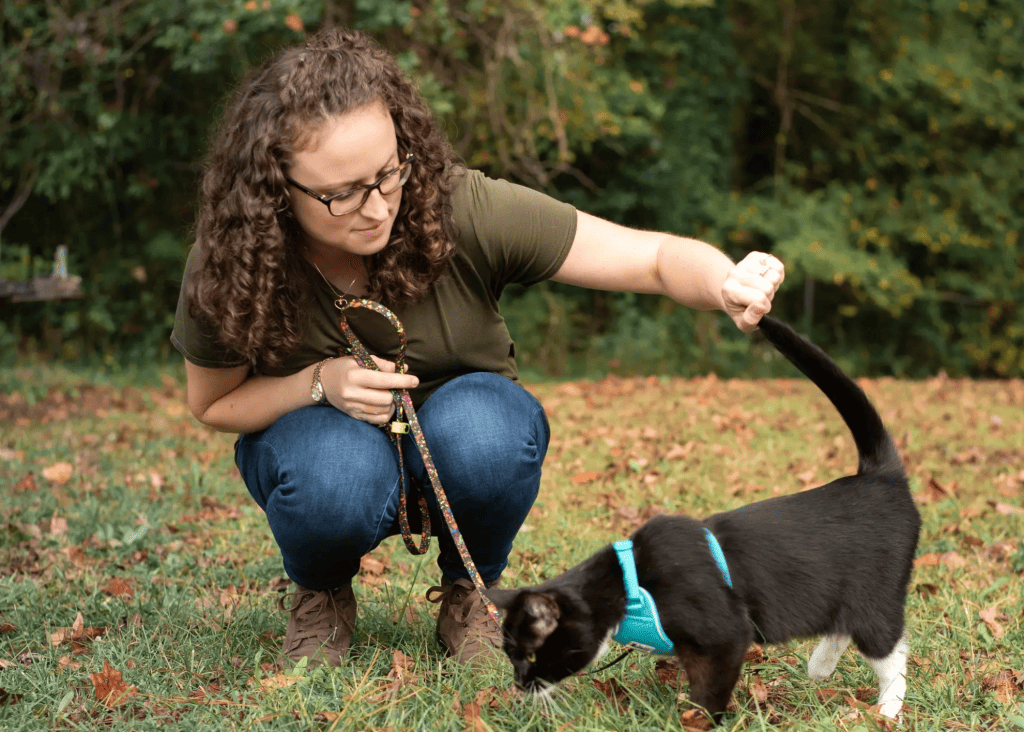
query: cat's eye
527 652 537 663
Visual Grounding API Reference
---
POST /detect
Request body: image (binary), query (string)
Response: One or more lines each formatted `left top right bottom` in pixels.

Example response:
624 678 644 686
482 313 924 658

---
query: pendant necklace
312 261 359 311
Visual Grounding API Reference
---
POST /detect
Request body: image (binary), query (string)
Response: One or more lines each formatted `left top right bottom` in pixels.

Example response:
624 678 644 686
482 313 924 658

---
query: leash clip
390 421 410 434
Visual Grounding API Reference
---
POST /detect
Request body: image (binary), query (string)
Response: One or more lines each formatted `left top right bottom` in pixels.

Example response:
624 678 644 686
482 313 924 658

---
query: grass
1 361 1022 731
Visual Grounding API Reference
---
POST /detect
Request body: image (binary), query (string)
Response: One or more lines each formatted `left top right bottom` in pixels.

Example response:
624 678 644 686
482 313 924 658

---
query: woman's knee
237 407 401 547
413 374 549 486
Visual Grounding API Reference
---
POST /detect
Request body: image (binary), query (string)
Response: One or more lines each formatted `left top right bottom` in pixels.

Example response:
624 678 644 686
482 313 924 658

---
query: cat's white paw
867 635 909 721
807 634 851 681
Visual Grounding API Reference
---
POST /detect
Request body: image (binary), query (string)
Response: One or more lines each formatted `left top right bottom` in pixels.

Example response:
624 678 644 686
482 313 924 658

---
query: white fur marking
593 629 614 665
808 634 851 681
865 634 909 719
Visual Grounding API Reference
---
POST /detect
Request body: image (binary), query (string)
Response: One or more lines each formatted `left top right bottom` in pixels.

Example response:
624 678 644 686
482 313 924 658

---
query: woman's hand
721 252 785 333
322 355 419 425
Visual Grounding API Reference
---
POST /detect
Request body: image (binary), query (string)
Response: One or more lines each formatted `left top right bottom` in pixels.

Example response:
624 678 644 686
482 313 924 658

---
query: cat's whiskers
530 679 569 716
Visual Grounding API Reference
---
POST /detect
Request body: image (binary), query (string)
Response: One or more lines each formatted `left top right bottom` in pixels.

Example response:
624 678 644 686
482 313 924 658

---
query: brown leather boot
426 577 503 667
278 583 356 668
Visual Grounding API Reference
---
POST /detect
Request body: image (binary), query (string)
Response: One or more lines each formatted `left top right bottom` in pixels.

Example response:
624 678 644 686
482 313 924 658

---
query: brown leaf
257 673 300 691
914 553 941 567
665 442 696 461
0 623 15 634
360 555 386 575
990 501 1024 516
571 470 602 485
90 659 137 707
940 552 967 569
49 612 105 648
680 708 713 731
815 687 839 702
979 608 1006 638
592 677 629 705
462 700 486 732
797 469 817 486
42 462 74 485
655 657 683 686
750 673 768 703
102 578 135 599
13 473 36 492
49 511 68 538
917 476 957 504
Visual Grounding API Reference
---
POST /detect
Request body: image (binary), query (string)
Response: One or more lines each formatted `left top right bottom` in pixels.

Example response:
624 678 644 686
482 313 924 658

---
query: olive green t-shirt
171 169 577 407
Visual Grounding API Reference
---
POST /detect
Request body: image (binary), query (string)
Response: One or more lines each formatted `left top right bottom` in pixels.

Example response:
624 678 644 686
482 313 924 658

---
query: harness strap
337 299 501 627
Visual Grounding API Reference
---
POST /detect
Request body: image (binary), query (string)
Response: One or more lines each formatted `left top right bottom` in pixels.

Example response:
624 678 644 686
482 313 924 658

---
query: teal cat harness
612 529 734 655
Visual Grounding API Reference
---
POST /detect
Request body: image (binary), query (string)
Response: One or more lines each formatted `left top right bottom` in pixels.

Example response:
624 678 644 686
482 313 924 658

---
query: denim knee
406 373 550 583
236 406 402 589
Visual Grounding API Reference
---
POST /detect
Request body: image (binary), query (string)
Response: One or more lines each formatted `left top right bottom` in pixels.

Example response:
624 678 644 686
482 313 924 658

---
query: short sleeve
450 170 577 291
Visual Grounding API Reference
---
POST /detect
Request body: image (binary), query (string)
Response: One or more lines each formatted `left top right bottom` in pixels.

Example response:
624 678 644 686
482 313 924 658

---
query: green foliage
1 0 321 361
716 0 1024 376
1 0 1022 376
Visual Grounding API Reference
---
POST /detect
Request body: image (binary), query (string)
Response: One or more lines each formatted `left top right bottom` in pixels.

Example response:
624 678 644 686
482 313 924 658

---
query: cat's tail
756 316 903 476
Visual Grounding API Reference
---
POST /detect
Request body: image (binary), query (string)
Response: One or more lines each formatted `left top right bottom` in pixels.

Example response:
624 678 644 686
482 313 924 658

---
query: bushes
2 0 1021 375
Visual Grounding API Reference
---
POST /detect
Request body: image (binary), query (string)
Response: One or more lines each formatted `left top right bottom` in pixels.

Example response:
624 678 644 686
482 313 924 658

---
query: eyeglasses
285 154 415 216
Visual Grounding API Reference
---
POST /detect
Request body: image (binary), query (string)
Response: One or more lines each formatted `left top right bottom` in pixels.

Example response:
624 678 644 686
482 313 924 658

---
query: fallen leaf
102 578 135 599
42 462 74 485
571 470 602 485
990 501 1023 516
90 659 137 707
680 708 713 731
49 512 68 538
13 473 36 492
361 555 386 575
462 700 486 732
49 612 105 648
940 552 967 569
258 673 301 691
750 674 768 703
655 657 683 686
979 608 1006 638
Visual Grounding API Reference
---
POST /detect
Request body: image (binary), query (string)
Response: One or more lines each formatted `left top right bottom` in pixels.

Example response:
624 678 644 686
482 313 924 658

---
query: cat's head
486 587 611 693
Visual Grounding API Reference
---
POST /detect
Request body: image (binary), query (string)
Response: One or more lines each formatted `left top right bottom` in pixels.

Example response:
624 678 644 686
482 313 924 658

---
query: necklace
312 261 359 311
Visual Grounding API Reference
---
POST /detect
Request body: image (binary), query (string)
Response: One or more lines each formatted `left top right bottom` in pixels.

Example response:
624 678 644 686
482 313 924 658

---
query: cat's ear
523 592 561 640
484 588 520 610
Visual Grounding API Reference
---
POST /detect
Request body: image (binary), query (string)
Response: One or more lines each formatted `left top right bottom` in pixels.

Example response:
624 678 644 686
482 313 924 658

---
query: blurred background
1 0 1021 379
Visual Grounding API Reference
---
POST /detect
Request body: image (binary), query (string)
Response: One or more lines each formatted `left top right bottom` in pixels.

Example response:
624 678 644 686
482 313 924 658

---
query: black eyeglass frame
284 153 415 217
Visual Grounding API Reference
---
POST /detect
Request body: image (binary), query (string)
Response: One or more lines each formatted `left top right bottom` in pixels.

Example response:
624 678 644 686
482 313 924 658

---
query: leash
336 298 502 627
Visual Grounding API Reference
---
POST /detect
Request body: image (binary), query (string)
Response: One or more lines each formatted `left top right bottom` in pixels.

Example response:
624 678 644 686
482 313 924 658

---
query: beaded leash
336 298 502 627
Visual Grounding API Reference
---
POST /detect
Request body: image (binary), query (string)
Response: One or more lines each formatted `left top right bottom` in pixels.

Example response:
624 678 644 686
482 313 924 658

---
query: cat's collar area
611 530 734 656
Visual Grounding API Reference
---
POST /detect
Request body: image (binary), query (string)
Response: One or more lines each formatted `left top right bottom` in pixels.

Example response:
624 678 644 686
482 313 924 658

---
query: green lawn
1 364 1022 730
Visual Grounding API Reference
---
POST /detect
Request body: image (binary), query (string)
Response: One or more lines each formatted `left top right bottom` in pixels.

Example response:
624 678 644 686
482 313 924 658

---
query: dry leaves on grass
42 461 74 485
48 612 106 653
978 608 1008 638
90 659 137 708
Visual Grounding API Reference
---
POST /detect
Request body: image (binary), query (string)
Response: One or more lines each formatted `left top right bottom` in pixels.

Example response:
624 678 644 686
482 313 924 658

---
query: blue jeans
235 373 549 591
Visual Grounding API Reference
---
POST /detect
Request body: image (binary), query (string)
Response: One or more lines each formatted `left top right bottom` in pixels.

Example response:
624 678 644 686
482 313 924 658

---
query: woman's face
287 101 403 266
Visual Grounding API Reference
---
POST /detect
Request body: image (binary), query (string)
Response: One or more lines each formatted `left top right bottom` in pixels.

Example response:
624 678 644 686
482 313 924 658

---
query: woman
172 27 784 669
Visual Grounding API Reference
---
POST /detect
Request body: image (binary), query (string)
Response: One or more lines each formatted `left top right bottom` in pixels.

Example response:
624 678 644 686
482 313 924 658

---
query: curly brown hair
189 27 459 368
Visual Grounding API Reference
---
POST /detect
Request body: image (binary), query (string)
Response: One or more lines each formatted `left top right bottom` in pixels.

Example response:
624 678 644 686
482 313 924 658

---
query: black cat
486 316 920 723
